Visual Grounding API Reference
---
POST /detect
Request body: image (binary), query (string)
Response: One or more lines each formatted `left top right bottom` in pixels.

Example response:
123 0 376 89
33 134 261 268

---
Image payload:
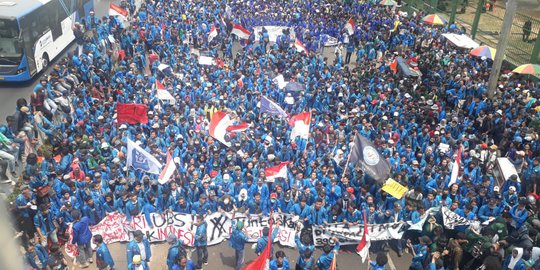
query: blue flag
260 96 288 118
127 139 162 174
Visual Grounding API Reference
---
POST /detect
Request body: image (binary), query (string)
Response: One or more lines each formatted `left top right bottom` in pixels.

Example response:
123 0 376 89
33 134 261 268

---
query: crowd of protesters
1 0 540 269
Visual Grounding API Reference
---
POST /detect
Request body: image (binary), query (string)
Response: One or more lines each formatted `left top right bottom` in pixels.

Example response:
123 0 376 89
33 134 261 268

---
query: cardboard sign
381 178 408 199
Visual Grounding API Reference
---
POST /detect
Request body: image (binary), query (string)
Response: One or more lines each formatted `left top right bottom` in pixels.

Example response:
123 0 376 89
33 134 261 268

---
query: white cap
101 142 109 148
173 157 181 164
223 173 230 180
268 154 275 161
119 124 128 129
393 112 399 117
509 186 516 192
97 115 104 120
382 116 388 121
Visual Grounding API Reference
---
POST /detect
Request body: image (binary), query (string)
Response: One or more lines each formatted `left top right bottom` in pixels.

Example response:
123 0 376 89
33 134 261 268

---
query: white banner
90 212 299 248
253 26 296 43
441 207 478 229
312 222 406 246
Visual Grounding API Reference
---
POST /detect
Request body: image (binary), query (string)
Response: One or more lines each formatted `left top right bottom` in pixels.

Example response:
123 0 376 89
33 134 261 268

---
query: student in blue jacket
128 255 150 270
127 230 152 264
71 210 93 268
229 219 250 270
172 256 196 270
270 250 291 270
316 238 340 270
295 234 315 270
194 214 208 269
24 243 48 270
369 252 388 270
94 234 115 270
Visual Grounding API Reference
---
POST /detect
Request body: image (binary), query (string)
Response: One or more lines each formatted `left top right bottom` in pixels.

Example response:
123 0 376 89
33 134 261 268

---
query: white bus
0 0 94 82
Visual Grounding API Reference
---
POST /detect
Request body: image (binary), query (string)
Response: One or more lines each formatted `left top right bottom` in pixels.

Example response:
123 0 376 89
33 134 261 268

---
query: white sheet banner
90 212 300 248
312 222 406 246
441 206 478 229
253 26 296 43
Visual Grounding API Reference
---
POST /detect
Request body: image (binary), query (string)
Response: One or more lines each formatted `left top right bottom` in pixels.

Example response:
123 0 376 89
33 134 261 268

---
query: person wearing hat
502 247 526 270
128 254 150 270
503 186 519 208
194 214 208 269
93 234 115 270
127 230 152 264
229 213 250 270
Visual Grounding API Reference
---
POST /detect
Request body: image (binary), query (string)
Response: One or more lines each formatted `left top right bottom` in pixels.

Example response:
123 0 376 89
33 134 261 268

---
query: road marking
387 252 397 270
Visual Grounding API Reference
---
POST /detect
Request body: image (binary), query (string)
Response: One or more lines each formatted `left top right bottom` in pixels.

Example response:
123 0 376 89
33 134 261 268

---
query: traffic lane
65 241 411 270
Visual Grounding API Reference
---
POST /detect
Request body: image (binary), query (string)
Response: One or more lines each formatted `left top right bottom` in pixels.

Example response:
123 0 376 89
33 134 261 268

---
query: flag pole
340 130 357 181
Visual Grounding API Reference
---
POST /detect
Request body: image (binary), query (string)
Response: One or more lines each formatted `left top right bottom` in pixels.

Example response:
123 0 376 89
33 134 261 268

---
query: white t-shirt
138 242 146 261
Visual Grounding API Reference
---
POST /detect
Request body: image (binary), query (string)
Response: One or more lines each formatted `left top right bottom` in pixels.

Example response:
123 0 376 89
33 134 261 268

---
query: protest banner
312 222 406 246
381 178 408 199
441 207 478 229
89 212 299 248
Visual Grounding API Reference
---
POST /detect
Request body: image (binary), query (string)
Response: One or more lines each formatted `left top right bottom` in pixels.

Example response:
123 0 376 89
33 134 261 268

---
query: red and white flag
265 162 290 182
345 18 355 35
158 151 176 184
161 22 166 39
109 3 128 19
329 254 338 270
449 146 462 186
208 25 218 42
289 112 311 140
243 218 273 270
226 122 249 133
294 38 308 53
209 111 234 147
219 14 227 26
237 76 244 89
356 211 371 263
231 23 251 39
155 81 166 90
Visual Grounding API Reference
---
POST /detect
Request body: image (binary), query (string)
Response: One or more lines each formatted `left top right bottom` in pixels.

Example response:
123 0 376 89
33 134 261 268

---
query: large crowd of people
1 0 540 269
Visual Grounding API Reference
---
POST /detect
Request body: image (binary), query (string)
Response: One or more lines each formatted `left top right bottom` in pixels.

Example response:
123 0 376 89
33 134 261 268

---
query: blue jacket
255 228 279 255
24 244 48 269
127 238 152 263
229 222 250 251
295 235 315 269
167 240 185 270
308 207 328 225
72 217 93 245
270 258 291 270
194 221 208 247
96 243 115 268
316 243 340 270
171 260 196 270
34 210 56 237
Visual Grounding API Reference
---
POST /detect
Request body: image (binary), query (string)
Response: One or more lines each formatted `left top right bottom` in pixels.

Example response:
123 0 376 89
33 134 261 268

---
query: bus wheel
42 54 50 68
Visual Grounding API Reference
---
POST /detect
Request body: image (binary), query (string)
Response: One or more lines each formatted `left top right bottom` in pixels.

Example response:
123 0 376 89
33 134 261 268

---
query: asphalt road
64 241 414 270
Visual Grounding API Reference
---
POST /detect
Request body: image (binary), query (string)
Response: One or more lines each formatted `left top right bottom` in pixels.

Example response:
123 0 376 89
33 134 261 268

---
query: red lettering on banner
132 216 146 230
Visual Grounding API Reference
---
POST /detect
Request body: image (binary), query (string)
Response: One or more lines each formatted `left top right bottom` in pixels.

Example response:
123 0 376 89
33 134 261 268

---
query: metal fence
402 0 540 65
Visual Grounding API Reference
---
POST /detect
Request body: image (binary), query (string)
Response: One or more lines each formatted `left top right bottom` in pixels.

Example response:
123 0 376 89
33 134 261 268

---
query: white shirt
137 242 146 261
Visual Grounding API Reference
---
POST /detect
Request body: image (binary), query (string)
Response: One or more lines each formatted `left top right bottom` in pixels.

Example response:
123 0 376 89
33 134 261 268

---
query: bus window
0 19 22 65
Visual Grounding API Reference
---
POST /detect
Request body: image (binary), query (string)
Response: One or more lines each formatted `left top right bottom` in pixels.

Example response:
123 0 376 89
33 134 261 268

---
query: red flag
356 211 371 262
243 218 273 270
109 3 128 18
345 18 355 35
295 38 308 53
156 81 166 90
208 25 218 42
117 103 148 124
226 122 249 132
161 22 166 39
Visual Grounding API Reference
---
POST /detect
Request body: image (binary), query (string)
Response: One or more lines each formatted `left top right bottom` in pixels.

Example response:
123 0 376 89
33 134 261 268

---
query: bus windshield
0 19 22 63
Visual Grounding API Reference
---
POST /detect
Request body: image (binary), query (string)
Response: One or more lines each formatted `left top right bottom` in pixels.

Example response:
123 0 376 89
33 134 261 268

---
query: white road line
387 252 397 270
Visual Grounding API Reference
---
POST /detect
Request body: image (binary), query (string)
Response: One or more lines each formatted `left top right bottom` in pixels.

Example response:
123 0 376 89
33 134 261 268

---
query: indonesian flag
208 25 218 42
294 38 308 53
243 218 273 270
109 3 128 19
155 81 166 90
345 18 355 35
356 211 371 263
231 23 251 39
209 111 233 147
219 14 227 26
237 76 244 89
161 22 166 39
158 151 176 184
449 146 462 186
226 122 249 132
289 112 311 140
265 162 290 182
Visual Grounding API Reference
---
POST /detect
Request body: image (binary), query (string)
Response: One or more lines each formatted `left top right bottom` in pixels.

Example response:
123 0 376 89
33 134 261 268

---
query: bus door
48 0 62 41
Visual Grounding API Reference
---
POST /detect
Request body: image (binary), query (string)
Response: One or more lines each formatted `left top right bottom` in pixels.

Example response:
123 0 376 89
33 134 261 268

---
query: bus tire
42 54 50 68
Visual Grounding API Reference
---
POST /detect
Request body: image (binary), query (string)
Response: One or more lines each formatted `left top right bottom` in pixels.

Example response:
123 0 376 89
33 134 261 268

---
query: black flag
349 133 391 183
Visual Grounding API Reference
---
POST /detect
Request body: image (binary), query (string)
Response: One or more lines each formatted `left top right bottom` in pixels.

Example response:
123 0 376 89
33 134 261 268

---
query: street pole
450 0 458 24
531 27 540 63
487 0 517 99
